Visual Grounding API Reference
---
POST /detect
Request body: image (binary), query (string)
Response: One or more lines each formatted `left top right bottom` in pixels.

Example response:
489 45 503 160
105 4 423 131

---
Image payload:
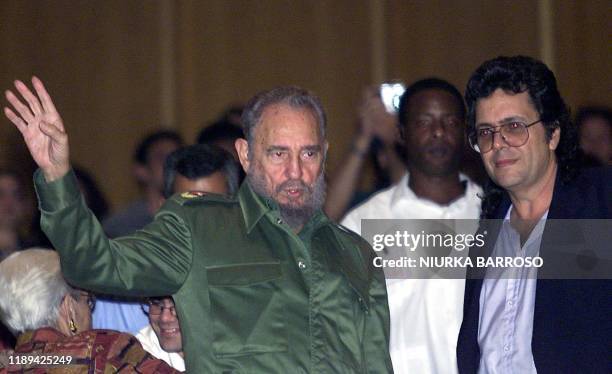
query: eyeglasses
143 299 176 316
77 292 96 311
469 119 542 153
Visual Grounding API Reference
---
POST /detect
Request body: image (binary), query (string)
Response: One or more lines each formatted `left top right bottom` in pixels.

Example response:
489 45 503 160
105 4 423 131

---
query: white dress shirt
478 207 547 374
136 324 185 372
341 173 482 374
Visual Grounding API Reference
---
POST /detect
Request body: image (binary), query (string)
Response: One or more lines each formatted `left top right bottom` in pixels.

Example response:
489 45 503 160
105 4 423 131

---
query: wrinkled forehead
475 89 538 125
255 104 324 144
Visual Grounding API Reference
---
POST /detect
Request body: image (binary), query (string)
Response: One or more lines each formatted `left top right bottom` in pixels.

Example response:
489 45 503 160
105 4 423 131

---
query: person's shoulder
343 184 397 221
160 192 239 218
168 191 237 207
330 220 370 244
326 220 376 264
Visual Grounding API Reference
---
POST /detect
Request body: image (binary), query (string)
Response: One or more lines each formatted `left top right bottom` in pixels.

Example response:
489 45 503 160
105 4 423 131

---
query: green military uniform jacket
35 170 393 373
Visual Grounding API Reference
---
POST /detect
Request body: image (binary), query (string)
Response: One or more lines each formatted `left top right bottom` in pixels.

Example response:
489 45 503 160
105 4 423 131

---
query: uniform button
298 261 306 269
508 300 514 306
276 218 283 225
504 345 510 352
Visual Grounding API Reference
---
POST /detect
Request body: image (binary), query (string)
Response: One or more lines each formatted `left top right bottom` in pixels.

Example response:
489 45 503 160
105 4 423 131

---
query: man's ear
133 163 149 185
235 138 250 172
549 126 561 151
58 294 75 322
323 141 329 161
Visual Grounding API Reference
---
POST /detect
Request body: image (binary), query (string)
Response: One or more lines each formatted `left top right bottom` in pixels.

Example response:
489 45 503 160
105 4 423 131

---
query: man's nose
160 306 176 322
431 120 445 138
491 130 507 150
286 154 303 179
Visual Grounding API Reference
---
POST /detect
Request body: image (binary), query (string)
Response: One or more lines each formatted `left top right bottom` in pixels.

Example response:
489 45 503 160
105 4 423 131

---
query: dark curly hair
465 56 579 217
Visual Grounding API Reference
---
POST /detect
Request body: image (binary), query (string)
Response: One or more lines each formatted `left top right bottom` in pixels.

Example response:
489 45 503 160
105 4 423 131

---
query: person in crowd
0 170 30 262
0 249 179 373
575 105 611 166
4 81 393 373
197 114 246 183
341 78 482 374
457 55 611 373
325 87 406 221
164 144 239 198
103 130 184 237
197 117 244 162
134 143 239 371
137 297 184 372
0 170 40 350
93 130 183 336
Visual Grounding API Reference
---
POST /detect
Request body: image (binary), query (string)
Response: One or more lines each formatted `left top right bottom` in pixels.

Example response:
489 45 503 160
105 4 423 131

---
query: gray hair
0 249 79 335
241 86 327 150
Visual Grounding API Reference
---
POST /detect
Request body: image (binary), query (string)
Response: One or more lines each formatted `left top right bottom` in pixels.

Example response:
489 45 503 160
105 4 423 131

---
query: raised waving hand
4 77 70 181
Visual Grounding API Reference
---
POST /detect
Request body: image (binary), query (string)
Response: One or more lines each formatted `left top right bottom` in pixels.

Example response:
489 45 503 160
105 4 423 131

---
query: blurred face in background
145 140 181 193
579 116 611 165
0 174 26 228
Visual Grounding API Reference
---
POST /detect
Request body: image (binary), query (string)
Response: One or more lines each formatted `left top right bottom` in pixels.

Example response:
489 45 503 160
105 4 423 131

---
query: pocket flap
207 262 283 286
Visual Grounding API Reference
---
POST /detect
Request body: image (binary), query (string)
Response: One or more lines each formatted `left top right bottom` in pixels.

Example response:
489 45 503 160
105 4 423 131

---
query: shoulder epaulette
170 191 236 206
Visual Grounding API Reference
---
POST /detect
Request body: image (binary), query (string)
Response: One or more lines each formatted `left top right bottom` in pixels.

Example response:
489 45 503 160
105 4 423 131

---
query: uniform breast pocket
207 262 288 357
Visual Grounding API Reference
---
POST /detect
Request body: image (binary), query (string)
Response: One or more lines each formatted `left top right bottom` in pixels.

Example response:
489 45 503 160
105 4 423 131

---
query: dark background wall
1 0 609 210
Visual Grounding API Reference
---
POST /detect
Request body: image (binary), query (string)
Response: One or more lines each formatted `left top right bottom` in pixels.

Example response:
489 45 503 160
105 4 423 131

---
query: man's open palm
4 77 70 181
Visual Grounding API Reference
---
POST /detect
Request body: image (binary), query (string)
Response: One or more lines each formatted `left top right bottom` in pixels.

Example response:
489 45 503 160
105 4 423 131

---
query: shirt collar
390 173 413 206
390 172 475 207
238 182 273 234
238 181 329 234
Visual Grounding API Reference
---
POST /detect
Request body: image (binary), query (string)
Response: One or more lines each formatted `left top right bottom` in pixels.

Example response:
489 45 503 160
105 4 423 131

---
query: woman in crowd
0 248 179 373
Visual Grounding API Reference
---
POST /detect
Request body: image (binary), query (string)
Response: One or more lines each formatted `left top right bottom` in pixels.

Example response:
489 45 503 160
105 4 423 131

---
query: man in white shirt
342 78 482 374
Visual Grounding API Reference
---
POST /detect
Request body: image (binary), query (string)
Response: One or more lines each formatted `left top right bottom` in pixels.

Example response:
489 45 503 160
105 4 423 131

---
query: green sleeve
34 169 193 296
365 266 394 373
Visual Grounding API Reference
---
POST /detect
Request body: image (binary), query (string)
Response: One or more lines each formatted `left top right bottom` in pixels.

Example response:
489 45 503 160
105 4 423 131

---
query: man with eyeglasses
138 297 184 372
457 56 611 373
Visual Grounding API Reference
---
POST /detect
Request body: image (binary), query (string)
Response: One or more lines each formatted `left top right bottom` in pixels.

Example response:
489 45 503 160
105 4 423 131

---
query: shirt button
504 345 510 352
298 261 306 269
508 300 514 306
276 218 283 225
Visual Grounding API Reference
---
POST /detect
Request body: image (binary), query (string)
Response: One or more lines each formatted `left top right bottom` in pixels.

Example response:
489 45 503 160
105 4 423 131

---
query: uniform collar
238 181 329 234
238 182 273 234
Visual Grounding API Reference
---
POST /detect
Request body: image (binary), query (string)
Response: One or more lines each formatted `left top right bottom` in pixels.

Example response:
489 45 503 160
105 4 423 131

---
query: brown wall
1 0 609 211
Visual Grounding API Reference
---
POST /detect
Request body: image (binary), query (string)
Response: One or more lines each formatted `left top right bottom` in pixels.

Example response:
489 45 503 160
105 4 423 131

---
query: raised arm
4 77 70 182
4 78 191 296
325 87 399 221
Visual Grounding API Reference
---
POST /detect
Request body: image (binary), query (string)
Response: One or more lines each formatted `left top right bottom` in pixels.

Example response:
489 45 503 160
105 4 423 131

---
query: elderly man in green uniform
3 78 393 373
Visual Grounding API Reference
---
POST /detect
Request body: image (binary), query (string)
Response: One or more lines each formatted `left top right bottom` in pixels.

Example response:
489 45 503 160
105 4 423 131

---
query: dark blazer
457 167 611 373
